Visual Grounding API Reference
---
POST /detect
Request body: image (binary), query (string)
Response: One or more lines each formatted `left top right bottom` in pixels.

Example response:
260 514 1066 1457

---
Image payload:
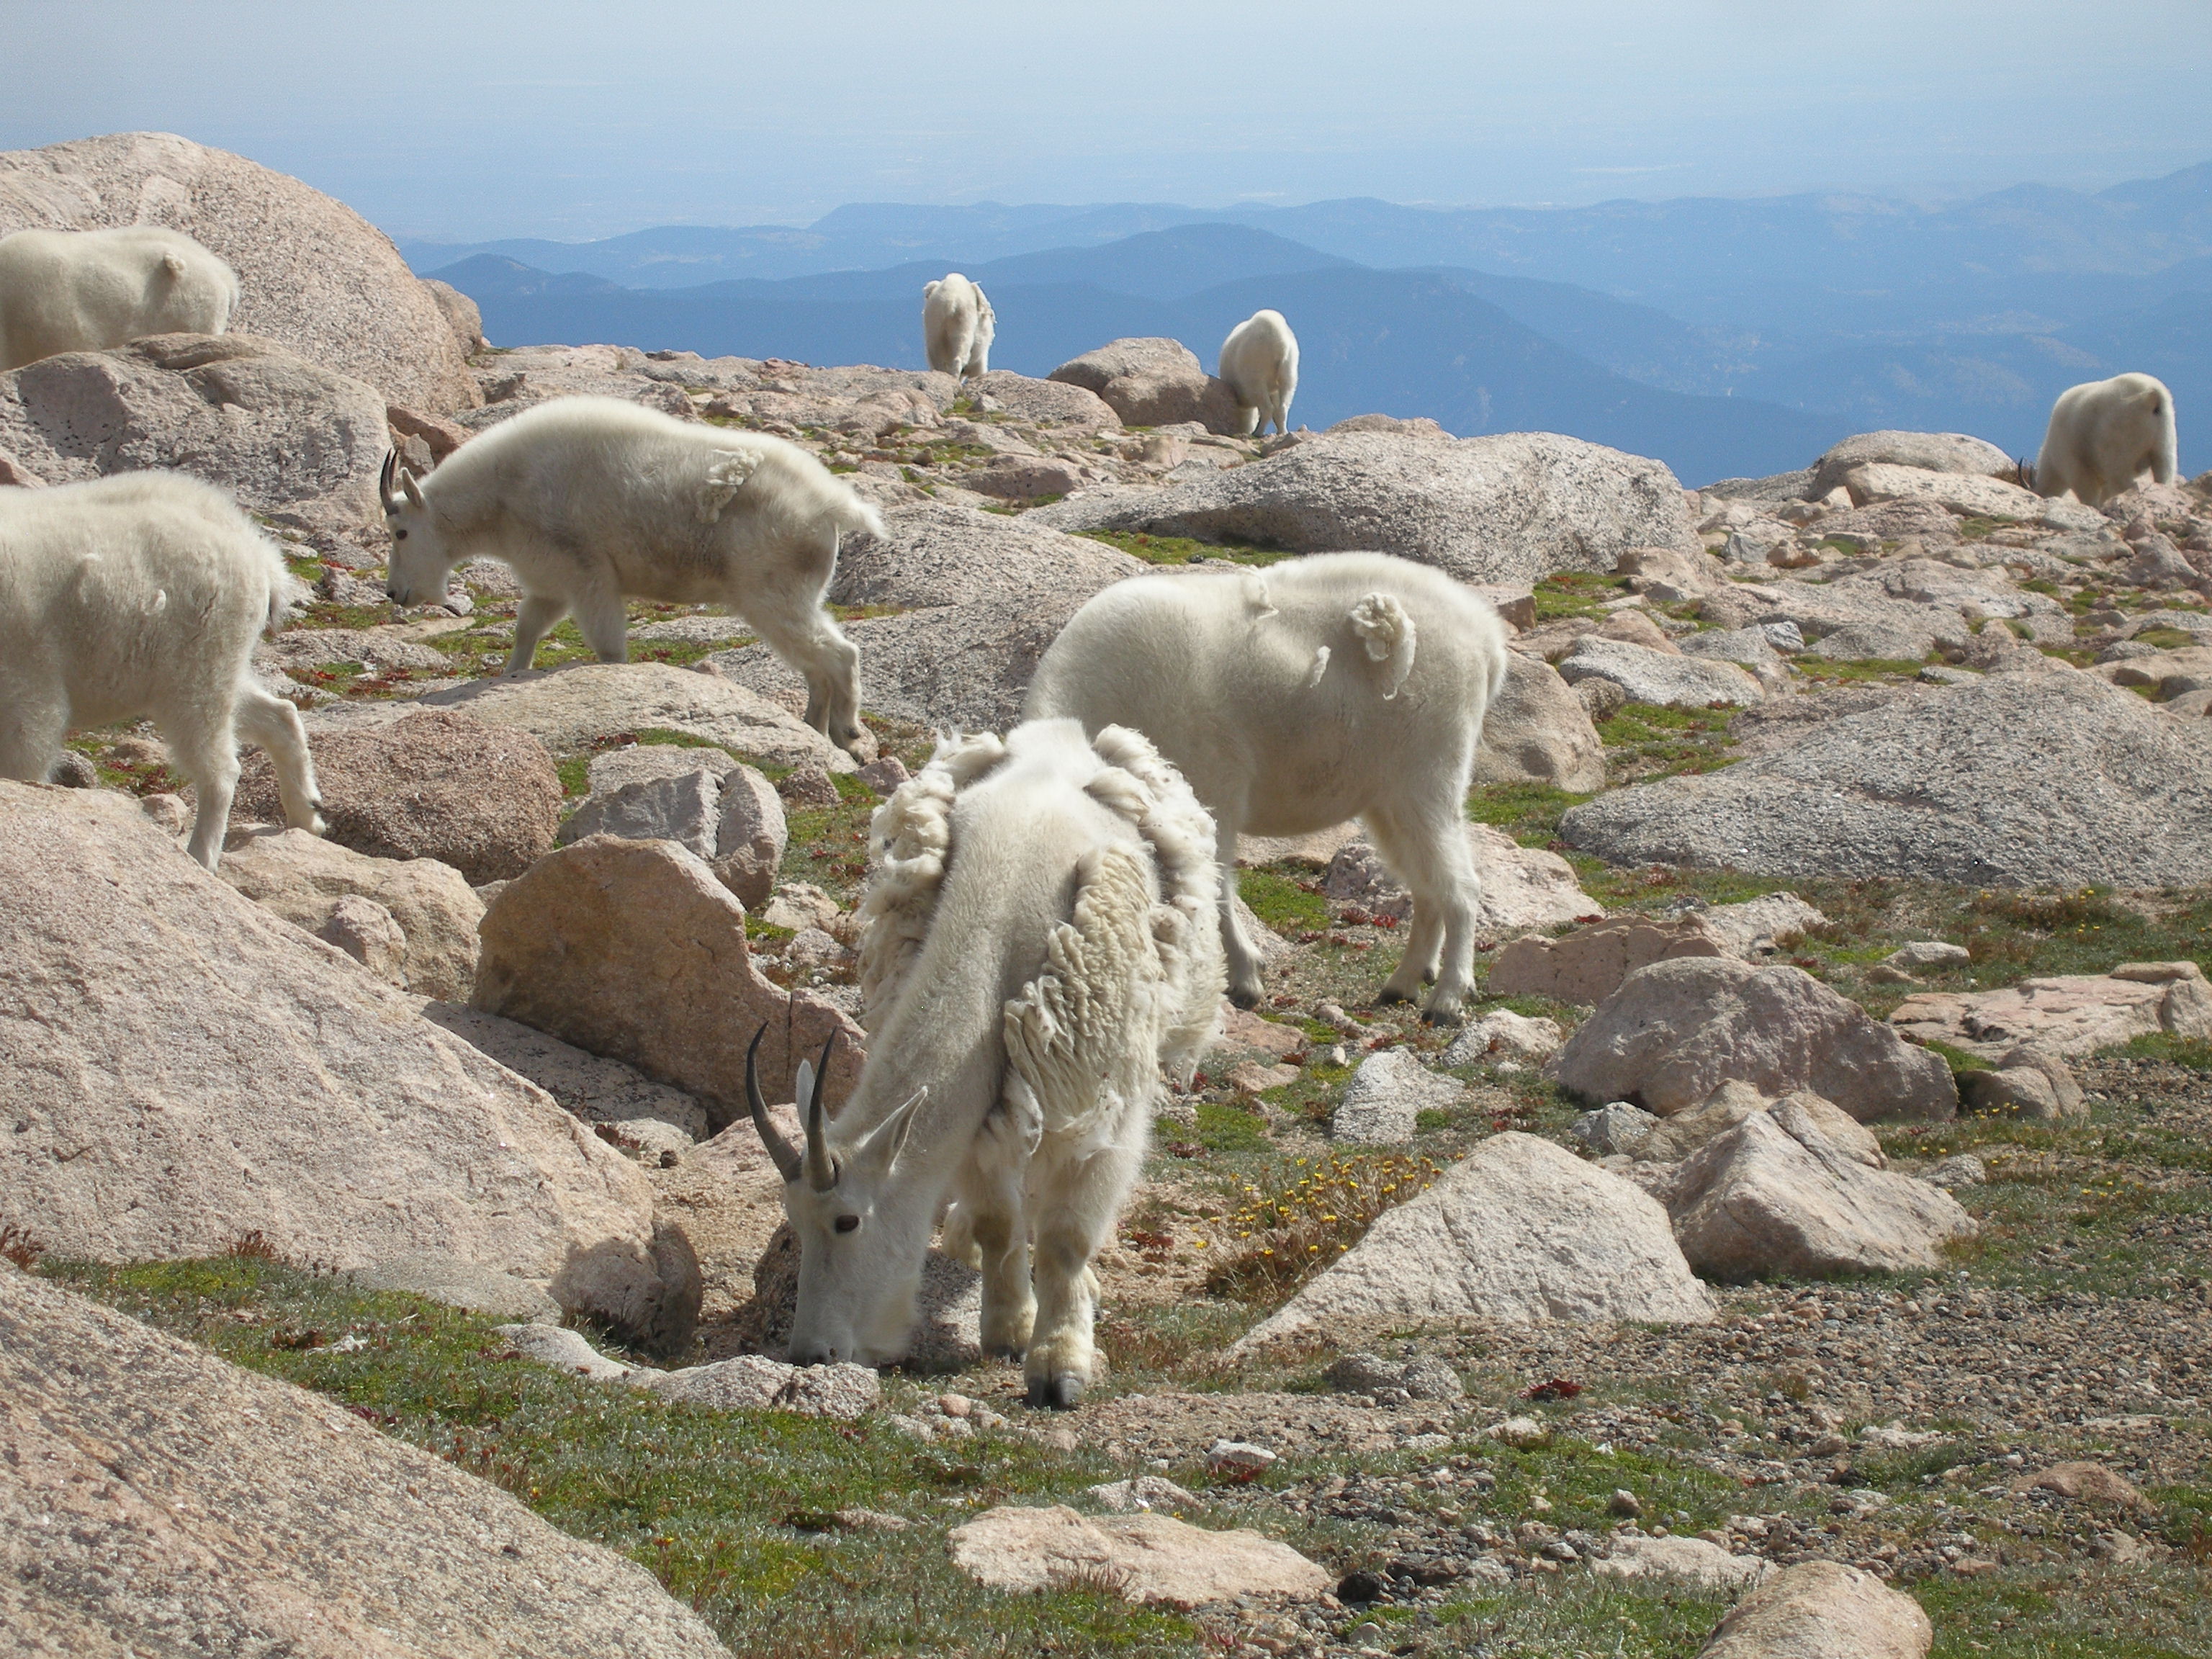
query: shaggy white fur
765 718 1223 1407
0 472 322 869
1218 307 1299 436
921 274 995 382
0 226 238 372
2033 372 2179 508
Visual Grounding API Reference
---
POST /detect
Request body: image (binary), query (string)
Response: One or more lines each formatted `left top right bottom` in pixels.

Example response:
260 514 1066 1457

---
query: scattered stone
314 893 408 983
1233 1133 1714 1351
832 1506 912 1531
855 754 911 793
1323 827 1601 934
1890 961 2212 1059
238 708 562 885
1696 1560 1932 1659
1886 940 1971 971
1570 1101 1661 1156
1633 1083 1887 1169
472 835 866 1131
1207 1439 1280 1475
1694 892 1829 958
2008 1462 2156 1513
1928 1153 1987 1189
0 781 688 1348
559 760 789 909
1472 652 1608 793
1592 1533 1771 1591
1488 915 1725 1006
1557 634 1766 709
0 1267 727 1659
496 1321 638 1382
1552 956 1957 1123
949 1503 1331 1608
347 1251 562 1321
1442 1008 1565 1066
217 827 484 1000
634 1354 881 1419
1084 1476 1201 1514
777 761 842 809
1638 1099 1977 1279
1331 1048 1464 1143
1488 1416 1550 1449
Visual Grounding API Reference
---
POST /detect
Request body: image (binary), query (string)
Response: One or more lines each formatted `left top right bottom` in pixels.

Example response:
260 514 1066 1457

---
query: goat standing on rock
749 719 1223 1406
922 274 994 382
1027 552 1509 1024
0 472 323 869
2030 372 2178 508
380 395 885 753
1218 308 1299 437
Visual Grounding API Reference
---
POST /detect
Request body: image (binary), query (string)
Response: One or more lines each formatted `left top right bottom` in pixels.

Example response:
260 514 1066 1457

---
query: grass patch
1465 782 1595 850
1591 702 1738 783
2118 1032 2212 1069
1794 655 1931 685
1532 572 1633 621
1072 529 1292 567
1190 1100 1270 1154
1238 868 1329 934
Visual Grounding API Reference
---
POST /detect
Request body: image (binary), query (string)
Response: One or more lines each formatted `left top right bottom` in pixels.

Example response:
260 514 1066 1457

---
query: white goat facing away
747 718 1223 1406
922 274 995 382
1218 308 1299 437
2031 372 2178 508
0 227 239 372
1026 552 1509 1025
380 395 886 752
0 472 323 869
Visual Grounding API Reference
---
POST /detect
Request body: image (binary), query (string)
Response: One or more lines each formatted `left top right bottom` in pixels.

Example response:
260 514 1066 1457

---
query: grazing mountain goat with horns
0 226 238 372
2029 372 2179 509
380 395 885 752
1218 308 1299 437
921 273 995 382
0 472 323 869
748 718 1223 1406
1026 552 1509 1025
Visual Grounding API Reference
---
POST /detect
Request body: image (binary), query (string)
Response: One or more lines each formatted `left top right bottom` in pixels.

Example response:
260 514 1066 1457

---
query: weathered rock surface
634 1354 882 1419
1472 653 1608 792
0 333 390 534
406 662 853 773
558 760 788 909
1489 915 1726 1005
1233 1133 1714 1349
948 1504 1331 1607
1551 957 1957 1123
315 894 408 982
1695 1559 1933 1659
0 1267 728 1659
348 1251 562 1321
1322 827 1600 934
2007 1461 2156 1512
472 835 866 1130
1033 431 1697 585
1632 1082 1888 1168
1889 961 2212 1058
1560 674 2212 889
1558 634 1766 708
1591 1533 1772 1591
1843 463 2046 521
1809 430 2013 498
1441 1008 1565 1067
216 827 483 999
970 369 1121 431
422 1002 714 1142
238 707 562 885
1331 1048 1465 1143
1640 1100 1976 1279
495 1321 641 1383
710 503 1145 731
0 780 691 1346
1046 338 1239 431
0 132 480 414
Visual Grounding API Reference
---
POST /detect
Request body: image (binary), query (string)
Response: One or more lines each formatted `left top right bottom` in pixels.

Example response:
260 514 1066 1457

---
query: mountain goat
380 395 886 752
0 227 239 372
922 274 995 382
1026 552 1509 1024
1218 309 1299 436
2032 372 2178 508
749 718 1223 1406
0 472 323 869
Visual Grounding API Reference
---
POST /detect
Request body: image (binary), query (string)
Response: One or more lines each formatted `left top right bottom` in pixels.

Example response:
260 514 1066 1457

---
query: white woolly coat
0 227 238 372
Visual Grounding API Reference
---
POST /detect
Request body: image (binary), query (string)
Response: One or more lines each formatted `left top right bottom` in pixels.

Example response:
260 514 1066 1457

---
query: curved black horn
378 449 402 515
803 1032 837 1192
745 1024 801 1182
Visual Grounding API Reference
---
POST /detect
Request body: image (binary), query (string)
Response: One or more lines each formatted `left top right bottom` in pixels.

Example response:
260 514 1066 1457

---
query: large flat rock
0 1265 729 1659
0 781 689 1347
1031 430 1697 585
1232 1133 1713 1351
948 1504 1330 1608
1559 673 2212 889
0 131 479 414
1889 961 2212 1058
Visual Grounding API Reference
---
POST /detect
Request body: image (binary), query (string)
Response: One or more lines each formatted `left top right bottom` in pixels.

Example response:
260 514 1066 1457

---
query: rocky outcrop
557 760 788 909
1472 653 1608 792
0 1266 729 1659
1233 1133 1714 1350
1330 1049 1465 1143
1557 634 1766 709
1550 956 1957 1123
1046 338 1238 431
948 1504 1331 1607
1488 915 1725 1005
0 781 690 1346
237 707 564 885
0 333 390 535
1889 961 2212 1058
1321 827 1601 934
1809 430 2013 498
1033 431 1697 585
0 132 480 414
1560 674 2212 889
216 827 484 1000
472 835 866 1130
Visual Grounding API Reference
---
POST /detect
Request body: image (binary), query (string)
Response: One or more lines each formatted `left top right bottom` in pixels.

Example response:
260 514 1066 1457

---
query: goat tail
835 493 889 541
1348 591 1417 700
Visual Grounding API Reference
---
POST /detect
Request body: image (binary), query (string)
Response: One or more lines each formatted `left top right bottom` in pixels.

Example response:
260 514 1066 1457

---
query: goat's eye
834 1214 860 1235
393 529 408 540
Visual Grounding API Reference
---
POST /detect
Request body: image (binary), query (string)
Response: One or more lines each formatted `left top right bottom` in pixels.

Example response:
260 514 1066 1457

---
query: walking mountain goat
1026 552 1510 1025
0 472 323 869
0 226 238 372
1218 308 1299 436
2030 372 2179 508
921 274 994 382
380 395 886 752
748 718 1223 1406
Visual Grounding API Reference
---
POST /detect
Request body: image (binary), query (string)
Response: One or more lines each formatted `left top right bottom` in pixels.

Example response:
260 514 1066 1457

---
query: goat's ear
400 467 426 509
858 1087 927 1174
793 1058 816 1110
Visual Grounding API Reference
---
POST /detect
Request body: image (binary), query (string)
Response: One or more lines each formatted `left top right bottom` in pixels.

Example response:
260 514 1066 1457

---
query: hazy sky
7 1 2211 240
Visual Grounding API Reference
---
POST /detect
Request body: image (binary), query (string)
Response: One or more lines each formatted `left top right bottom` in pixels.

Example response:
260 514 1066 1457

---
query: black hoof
1374 987 1413 1007
1026 1373 1084 1411
1421 1007 1464 1028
